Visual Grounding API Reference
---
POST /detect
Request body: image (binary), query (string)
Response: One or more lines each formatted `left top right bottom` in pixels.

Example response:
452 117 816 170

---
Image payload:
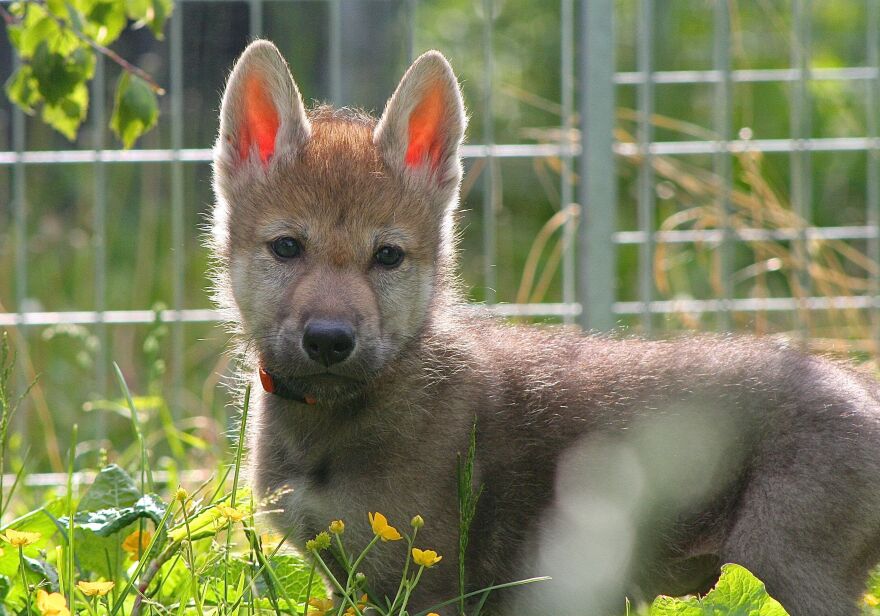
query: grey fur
211 41 880 616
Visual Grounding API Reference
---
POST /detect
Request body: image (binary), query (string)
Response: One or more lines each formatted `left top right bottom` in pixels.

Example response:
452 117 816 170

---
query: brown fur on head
210 40 467 403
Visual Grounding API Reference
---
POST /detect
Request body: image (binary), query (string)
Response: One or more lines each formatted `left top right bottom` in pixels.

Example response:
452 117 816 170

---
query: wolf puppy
211 40 880 615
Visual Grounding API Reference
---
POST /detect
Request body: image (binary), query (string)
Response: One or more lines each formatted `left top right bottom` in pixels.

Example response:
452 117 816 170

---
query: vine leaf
3 0 170 144
111 73 159 148
650 564 789 616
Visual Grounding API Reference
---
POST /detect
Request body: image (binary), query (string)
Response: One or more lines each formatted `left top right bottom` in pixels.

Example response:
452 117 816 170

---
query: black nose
302 320 355 366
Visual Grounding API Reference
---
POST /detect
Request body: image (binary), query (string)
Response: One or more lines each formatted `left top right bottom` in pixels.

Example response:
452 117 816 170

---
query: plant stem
310 550 364 616
19 545 31 616
67 423 78 615
388 528 418 613
333 533 351 571
0 4 15 25
457 420 483 616
346 535 379 589
300 562 316 616
109 497 177 616
180 496 205 616
130 545 177 616
396 565 424 616
224 527 295 615
226 385 250 604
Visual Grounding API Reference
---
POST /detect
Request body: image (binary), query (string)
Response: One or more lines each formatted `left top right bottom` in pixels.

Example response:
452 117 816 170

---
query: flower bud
329 519 345 535
307 531 331 551
410 515 424 529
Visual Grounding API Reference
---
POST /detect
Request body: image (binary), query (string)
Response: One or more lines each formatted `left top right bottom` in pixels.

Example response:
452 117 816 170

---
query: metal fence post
636 0 654 334
170 5 185 418
713 0 733 330
867 0 880 353
578 0 616 331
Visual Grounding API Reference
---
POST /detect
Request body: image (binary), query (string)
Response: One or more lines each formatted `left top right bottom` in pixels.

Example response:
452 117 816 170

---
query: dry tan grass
506 85 878 358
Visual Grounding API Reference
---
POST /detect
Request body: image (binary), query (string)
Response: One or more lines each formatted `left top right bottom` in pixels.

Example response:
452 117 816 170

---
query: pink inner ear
405 84 446 170
238 74 280 164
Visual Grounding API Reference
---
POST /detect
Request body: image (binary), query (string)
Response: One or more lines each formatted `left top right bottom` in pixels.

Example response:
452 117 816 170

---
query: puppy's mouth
259 365 366 405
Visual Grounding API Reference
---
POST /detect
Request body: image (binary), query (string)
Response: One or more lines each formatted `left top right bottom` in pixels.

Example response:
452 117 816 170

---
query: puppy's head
210 40 466 402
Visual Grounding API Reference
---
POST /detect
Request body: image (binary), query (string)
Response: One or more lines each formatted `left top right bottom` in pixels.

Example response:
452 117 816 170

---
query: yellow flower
427 613 440 616
368 512 402 542
412 547 442 568
121 529 153 558
2 529 41 547
260 531 284 553
308 597 334 615
77 580 115 597
217 504 247 522
36 589 70 616
329 519 345 534
866 593 880 607
343 593 369 615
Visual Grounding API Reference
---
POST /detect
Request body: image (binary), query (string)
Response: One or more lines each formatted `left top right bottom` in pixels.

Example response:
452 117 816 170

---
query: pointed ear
215 40 310 170
374 51 466 189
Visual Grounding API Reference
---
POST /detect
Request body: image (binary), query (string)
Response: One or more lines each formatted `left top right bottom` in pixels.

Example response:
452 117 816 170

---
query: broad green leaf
70 464 138 579
111 73 159 148
125 0 172 37
13 14 59 58
45 0 67 18
79 0 128 45
23 555 59 592
42 80 89 140
71 529 124 582
203 554 324 606
650 595 701 616
8 5 80 57
68 494 167 536
124 0 149 21
650 564 789 616
32 43 94 105
77 464 141 512
66 494 166 536
5 66 41 114
703 564 789 615
147 0 173 37
262 553 324 602
68 464 158 580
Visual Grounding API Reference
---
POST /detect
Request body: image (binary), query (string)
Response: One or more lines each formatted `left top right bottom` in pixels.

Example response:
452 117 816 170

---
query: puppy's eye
374 245 404 268
270 236 302 259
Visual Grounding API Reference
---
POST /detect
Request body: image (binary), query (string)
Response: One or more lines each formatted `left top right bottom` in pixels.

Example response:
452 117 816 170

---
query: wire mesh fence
1 1 879 463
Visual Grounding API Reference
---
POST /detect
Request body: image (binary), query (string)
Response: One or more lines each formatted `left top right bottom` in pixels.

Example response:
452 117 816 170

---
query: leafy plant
650 564 788 616
3 0 170 145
